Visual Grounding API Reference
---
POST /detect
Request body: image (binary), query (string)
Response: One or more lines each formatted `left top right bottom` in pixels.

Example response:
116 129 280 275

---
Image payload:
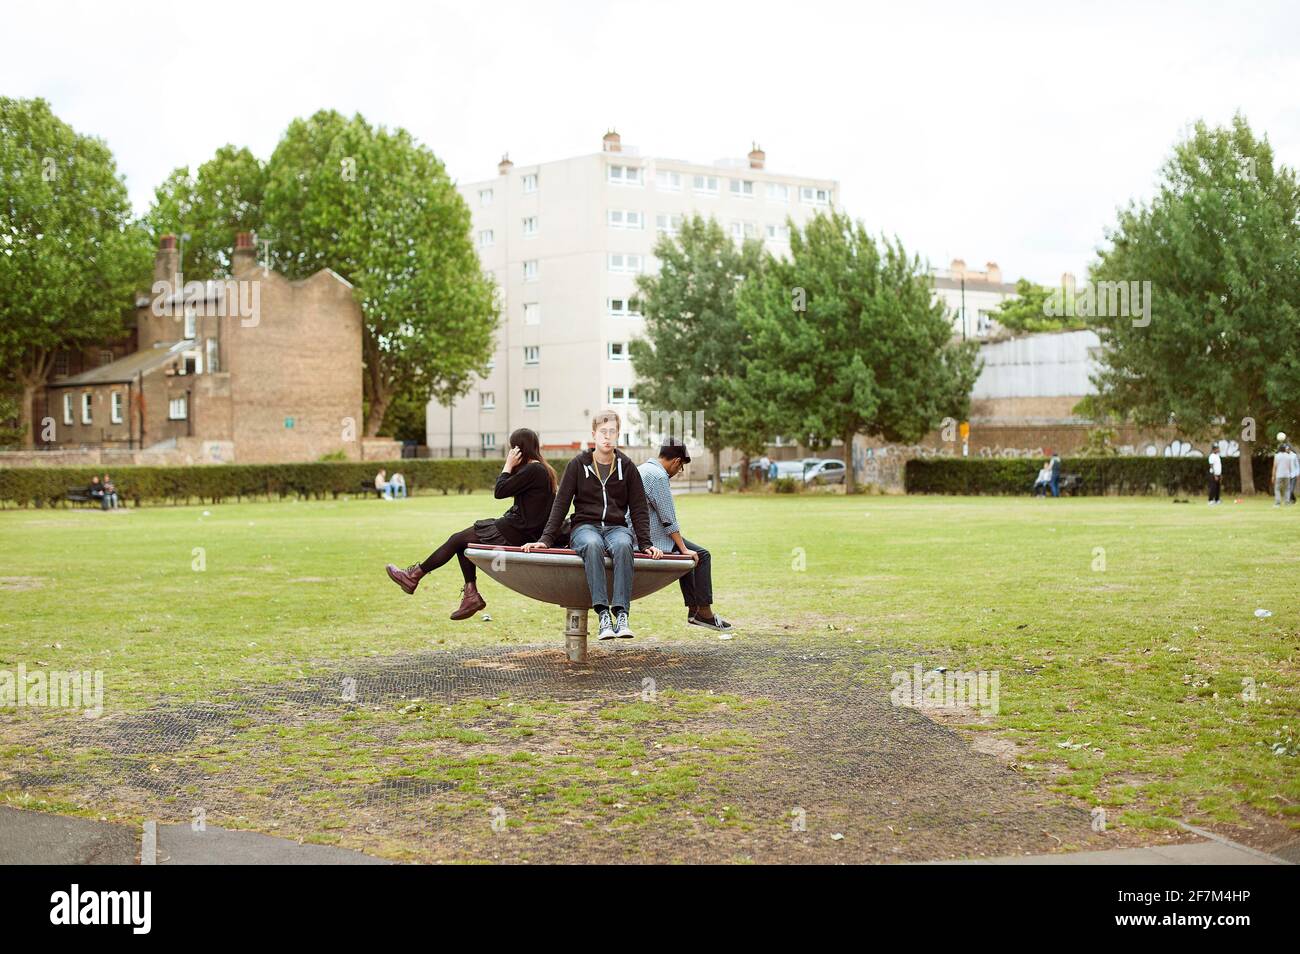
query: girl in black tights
384 428 557 620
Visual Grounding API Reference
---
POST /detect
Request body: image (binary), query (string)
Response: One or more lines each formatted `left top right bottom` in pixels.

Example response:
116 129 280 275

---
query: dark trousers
678 537 713 608
420 526 482 582
1208 475 1221 502
1050 474 1060 497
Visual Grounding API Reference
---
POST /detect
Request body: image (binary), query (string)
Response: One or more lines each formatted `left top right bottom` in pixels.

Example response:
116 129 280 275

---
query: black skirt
473 518 512 545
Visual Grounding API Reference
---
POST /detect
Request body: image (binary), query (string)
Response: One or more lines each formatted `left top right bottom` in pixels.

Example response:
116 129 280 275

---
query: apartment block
427 130 839 454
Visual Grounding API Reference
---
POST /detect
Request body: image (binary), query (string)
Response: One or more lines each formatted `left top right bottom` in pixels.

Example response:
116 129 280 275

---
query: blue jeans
1050 474 1059 497
570 523 635 612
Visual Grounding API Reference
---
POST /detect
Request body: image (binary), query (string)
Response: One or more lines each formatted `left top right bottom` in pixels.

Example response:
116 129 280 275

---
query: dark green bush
773 477 801 494
0 458 505 508
904 455 1274 496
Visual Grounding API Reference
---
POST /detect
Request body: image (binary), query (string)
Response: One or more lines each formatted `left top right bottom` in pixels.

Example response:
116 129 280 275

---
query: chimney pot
985 261 1001 283
747 142 766 170
498 153 513 175
602 129 622 153
950 258 966 276
160 234 177 251
235 231 254 250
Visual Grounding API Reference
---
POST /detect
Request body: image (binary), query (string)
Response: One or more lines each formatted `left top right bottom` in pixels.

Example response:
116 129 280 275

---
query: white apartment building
427 130 839 454
931 258 1020 339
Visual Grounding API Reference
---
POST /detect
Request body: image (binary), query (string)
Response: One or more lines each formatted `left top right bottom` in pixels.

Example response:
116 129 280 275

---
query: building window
98 349 114 367
765 223 791 242
184 307 197 339
521 173 538 193
480 391 495 410
168 395 187 420
607 386 638 404
62 393 73 426
479 188 493 206
182 351 202 375
479 229 494 248
655 213 683 235
692 174 719 194
522 216 538 237
607 209 644 230
486 356 495 371
608 341 628 361
800 186 831 205
730 179 755 197
766 182 789 201
731 222 759 241
54 351 69 378
524 345 539 365
81 392 92 424
111 391 123 424
523 260 539 282
608 297 642 318
524 302 541 326
206 337 220 373
608 253 643 274
481 432 497 451
656 169 681 191
607 164 642 186
524 388 540 408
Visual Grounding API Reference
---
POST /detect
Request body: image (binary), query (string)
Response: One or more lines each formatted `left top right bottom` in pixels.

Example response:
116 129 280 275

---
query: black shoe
689 613 733 632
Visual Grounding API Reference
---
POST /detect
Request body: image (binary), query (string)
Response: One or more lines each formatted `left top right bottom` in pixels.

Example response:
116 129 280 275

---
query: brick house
40 233 364 464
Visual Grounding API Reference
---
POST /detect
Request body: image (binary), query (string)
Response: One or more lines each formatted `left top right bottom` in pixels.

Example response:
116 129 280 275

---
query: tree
263 110 497 436
1088 115 1300 494
0 97 152 447
729 209 981 491
991 277 1088 334
630 215 763 492
144 145 266 280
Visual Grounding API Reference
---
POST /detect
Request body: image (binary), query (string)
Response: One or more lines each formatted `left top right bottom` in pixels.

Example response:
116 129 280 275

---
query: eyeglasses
595 427 619 438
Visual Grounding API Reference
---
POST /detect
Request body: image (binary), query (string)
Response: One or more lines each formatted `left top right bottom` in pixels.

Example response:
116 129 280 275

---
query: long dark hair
510 427 557 493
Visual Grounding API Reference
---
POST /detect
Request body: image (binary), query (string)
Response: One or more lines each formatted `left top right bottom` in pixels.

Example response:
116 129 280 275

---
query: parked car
772 460 810 480
804 459 846 484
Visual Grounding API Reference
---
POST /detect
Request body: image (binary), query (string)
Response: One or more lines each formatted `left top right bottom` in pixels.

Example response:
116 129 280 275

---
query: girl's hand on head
505 446 523 472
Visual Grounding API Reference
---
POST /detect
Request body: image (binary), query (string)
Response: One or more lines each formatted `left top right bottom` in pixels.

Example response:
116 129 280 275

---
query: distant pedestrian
1048 451 1061 498
1207 443 1222 505
1273 442 1298 507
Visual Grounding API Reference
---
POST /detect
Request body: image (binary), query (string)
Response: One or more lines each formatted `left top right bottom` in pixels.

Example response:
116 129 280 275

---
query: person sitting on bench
639 440 733 631
101 473 120 510
384 428 557 619
87 475 106 507
523 409 662 640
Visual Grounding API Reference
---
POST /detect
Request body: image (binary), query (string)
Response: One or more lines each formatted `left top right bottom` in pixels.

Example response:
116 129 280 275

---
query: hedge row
904 455 1276 496
0 458 506 507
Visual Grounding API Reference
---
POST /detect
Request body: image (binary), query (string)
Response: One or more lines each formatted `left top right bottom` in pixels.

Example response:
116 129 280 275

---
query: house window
522 216 538 237
81 392 92 424
524 345 539 365
54 351 69 378
479 229 494 248
692 174 719 194
608 253 643 274
655 213 683 234
62 393 73 426
479 188 493 206
524 302 541 325
765 223 791 242
766 182 789 201
608 297 642 318
480 391 495 410
607 164 642 185
521 173 538 193
608 341 628 361
800 186 831 204
111 391 123 424
523 260 539 282
656 170 681 191
168 395 187 420
524 388 540 408
184 307 197 340
607 386 638 404
182 351 201 376
206 337 220 373
730 179 755 197
98 349 114 367
607 209 644 230
481 432 497 451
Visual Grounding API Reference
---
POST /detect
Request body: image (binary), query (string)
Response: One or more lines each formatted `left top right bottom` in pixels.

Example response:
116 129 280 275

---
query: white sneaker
597 610 616 640
615 610 634 639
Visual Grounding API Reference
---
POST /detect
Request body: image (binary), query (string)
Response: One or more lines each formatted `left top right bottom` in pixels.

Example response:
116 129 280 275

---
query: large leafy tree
1089 115 1300 493
728 209 980 491
0 97 152 447
144 145 265 279
630 215 763 491
263 110 497 436
992 277 1088 334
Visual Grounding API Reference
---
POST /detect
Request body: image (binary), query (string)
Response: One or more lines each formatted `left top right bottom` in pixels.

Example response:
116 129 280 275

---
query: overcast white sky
5 0 1298 284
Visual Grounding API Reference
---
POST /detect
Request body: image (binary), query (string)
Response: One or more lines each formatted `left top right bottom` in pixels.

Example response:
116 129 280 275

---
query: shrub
904 456 1273 496
773 477 801 494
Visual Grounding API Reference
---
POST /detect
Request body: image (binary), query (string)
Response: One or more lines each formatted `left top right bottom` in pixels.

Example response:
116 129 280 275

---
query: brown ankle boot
450 581 486 620
386 563 427 595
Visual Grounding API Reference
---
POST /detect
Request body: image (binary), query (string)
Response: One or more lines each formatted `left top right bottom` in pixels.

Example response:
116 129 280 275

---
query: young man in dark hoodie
523 409 662 639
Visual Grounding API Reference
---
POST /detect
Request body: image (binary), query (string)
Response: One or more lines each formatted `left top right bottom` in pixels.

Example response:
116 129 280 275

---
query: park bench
354 480 383 499
64 488 95 507
1060 473 1084 495
465 544 695 662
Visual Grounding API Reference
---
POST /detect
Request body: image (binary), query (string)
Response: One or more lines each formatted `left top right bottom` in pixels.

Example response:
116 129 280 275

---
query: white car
804 459 846 484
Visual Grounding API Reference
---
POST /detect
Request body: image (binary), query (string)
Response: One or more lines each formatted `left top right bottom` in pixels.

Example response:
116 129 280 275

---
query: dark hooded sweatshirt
537 448 654 550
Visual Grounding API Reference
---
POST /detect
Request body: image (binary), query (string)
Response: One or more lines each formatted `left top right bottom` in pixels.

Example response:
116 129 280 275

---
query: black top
537 449 653 550
492 462 556 545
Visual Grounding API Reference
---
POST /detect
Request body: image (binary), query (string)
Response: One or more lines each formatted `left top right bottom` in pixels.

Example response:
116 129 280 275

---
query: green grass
1 491 1297 842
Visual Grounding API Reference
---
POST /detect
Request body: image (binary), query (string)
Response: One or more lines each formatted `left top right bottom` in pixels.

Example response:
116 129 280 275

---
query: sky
5 0 1298 285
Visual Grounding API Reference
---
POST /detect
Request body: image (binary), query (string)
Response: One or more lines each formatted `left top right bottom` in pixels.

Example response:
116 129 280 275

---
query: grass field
1 492 1297 861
